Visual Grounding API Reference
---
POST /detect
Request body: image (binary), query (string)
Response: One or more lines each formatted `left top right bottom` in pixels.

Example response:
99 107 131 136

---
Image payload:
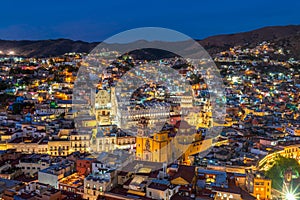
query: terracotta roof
170 165 195 184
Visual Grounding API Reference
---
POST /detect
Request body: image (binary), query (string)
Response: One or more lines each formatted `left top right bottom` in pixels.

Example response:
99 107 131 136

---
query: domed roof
174 120 193 130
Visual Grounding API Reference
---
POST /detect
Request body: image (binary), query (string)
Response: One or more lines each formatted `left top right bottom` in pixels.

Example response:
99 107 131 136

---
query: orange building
246 170 272 200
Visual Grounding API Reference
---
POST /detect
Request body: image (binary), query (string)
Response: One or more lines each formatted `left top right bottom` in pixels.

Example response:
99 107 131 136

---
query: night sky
0 0 299 42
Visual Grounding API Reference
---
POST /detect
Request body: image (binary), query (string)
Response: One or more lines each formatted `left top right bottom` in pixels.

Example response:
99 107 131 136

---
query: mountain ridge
0 25 299 58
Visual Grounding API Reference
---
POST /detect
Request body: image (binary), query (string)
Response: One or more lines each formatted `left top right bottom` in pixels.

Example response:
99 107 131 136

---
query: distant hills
0 39 98 58
0 25 299 59
199 25 300 58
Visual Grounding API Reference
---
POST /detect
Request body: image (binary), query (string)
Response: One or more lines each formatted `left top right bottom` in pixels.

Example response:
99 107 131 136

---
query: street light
282 180 300 200
286 193 296 200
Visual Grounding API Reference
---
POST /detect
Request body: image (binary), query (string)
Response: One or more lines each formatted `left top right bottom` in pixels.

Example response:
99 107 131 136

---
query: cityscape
0 1 300 200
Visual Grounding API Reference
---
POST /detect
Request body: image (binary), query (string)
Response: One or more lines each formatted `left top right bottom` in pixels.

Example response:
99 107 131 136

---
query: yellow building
70 133 90 153
184 102 212 128
253 178 271 200
48 139 71 156
54 92 70 100
136 130 171 163
0 143 7 150
244 107 265 117
6 138 48 154
282 145 300 160
180 133 203 165
246 171 272 200
258 144 300 171
136 120 204 165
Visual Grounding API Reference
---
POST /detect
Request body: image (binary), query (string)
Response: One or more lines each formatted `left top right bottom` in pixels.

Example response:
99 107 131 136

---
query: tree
0 81 9 90
265 155 300 190
12 103 22 114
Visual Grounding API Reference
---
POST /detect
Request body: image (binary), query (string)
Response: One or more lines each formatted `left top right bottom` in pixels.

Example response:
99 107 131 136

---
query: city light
8 51 15 55
286 193 296 200
281 183 300 200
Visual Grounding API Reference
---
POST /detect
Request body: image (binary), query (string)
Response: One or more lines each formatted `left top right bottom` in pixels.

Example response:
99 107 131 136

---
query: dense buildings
0 38 299 200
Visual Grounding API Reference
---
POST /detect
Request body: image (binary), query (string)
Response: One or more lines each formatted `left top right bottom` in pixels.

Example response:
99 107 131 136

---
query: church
135 118 204 165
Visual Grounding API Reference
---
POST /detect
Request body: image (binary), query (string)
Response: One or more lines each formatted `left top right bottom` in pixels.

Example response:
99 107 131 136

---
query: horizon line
0 24 299 43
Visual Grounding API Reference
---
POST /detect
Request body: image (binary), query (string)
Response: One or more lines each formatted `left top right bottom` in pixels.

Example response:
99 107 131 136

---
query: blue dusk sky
0 0 299 42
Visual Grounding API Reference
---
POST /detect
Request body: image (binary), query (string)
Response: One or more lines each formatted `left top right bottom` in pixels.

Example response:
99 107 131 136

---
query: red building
76 158 94 176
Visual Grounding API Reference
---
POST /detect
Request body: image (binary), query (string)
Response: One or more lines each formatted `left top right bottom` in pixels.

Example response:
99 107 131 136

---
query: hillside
0 25 299 59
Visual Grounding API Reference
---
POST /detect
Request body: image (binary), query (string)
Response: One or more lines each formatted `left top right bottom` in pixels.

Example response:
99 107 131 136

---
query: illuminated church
94 87 117 126
135 118 203 165
135 118 172 163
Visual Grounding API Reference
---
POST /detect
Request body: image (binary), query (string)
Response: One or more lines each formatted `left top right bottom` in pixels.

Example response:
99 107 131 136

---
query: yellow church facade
136 121 205 165
136 131 171 163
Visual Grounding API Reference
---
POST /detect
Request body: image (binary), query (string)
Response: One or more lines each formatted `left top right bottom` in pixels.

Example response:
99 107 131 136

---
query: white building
38 161 74 188
17 154 50 176
83 173 113 200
